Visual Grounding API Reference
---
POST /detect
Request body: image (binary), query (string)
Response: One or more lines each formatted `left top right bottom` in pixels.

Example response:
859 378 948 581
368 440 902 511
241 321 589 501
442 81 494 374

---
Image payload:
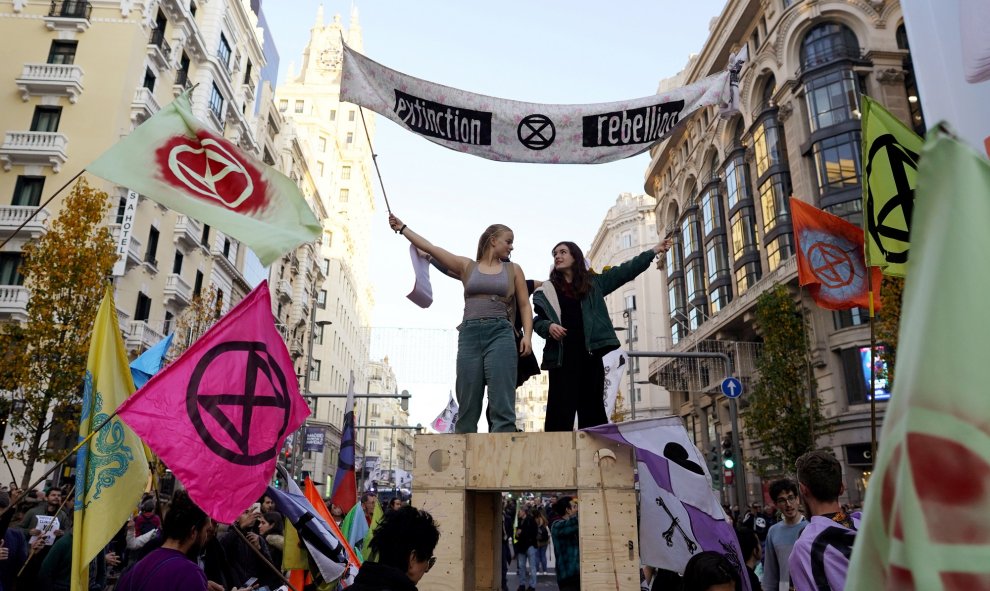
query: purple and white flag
585 418 750 590
431 392 458 434
342 44 746 164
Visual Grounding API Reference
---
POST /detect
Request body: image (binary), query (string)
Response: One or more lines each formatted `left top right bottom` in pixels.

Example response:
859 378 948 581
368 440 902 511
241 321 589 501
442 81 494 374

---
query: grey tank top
462 264 511 321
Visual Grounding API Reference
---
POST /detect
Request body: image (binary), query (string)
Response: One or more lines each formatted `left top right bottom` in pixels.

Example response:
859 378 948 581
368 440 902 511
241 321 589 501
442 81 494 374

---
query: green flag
86 91 320 266
861 95 924 276
847 129 990 589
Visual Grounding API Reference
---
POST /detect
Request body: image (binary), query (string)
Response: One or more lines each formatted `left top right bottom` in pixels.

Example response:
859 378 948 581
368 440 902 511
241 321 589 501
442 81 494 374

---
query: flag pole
18 484 75 577
0 169 84 250
232 522 301 591
797 285 816 447
0 446 19 486
868 287 878 467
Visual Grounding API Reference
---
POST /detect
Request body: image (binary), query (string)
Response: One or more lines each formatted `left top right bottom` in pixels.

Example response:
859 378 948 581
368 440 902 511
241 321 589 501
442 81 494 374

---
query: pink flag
117 282 310 523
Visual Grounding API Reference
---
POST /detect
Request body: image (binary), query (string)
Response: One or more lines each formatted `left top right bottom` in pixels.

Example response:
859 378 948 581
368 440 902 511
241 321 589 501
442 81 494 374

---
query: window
222 237 231 258
700 188 723 235
0 253 24 286
319 137 327 152
321 258 330 275
759 173 792 234
317 162 324 176
164 311 174 335
330 109 336 121
834 307 869 329
145 227 159 266
896 24 926 135
115 195 127 224
800 22 860 71
172 251 183 274
668 277 687 344
143 68 156 92
723 157 750 209
341 165 351 180
193 270 204 297
177 53 190 85
310 359 322 382
218 33 232 69
348 110 356 122
12 176 44 206
346 132 354 144
189 1 196 17
680 210 702 258
317 289 327 308
813 131 861 196
730 208 759 261
804 70 860 132
215 288 224 317
665 240 683 273
278 99 288 112
31 106 62 133
135 292 152 322
684 259 706 302
705 236 730 284
734 262 762 294
294 100 304 114
208 83 224 122
766 234 794 271
243 60 252 85
753 118 786 178
339 188 349 202
709 285 732 315
201 223 211 248
47 40 77 65
315 324 325 345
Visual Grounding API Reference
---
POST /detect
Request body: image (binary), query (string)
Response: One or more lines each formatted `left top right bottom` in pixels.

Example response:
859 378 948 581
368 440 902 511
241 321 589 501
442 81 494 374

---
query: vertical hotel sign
112 190 139 276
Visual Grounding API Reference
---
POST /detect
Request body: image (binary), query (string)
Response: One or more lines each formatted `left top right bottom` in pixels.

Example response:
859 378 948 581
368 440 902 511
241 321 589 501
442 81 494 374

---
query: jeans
536 544 548 572
455 317 518 433
516 545 537 588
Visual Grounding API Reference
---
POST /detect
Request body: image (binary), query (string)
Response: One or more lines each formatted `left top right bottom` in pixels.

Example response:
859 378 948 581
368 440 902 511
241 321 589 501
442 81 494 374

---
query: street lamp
622 308 637 419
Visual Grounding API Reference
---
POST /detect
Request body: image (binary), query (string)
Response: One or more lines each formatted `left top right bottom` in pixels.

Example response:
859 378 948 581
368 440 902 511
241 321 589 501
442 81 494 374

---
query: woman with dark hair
389 213 532 433
533 238 671 431
350 506 441 591
682 550 742 591
258 511 285 575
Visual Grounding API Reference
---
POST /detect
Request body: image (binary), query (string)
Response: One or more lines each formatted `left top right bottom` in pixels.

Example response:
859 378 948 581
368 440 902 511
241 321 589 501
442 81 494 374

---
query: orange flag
791 197 881 311
305 476 362 570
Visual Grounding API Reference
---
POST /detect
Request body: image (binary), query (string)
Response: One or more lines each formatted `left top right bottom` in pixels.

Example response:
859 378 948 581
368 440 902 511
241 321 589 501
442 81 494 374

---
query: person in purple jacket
787 450 861 591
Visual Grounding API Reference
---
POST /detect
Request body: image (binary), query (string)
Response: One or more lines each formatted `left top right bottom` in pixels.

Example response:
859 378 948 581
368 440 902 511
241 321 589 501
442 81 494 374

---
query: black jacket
349 561 418 591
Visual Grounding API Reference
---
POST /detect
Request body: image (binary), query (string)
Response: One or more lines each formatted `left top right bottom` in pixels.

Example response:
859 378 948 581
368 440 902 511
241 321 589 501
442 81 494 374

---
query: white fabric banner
341 44 746 164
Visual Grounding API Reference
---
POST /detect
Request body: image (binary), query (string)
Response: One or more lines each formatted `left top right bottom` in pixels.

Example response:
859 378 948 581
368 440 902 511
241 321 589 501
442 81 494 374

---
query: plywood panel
417 489 466 591
575 431 637 490
464 432 577 489
578 488 639 590
414 434 466 489
467 491 502 591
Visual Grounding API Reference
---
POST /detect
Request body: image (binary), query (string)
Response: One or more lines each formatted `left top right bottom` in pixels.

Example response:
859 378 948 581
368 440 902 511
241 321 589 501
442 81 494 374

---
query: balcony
116 307 130 334
0 131 68 173
125 319 166 353
173 215 201 251
15 64 84 104
45 1 92 31
147 28 172 70
276 279 292 302
131 87 161 124
288 334 305 358
172 70 192 97
0 286 30 323
163 273 192 307
0 206 51 241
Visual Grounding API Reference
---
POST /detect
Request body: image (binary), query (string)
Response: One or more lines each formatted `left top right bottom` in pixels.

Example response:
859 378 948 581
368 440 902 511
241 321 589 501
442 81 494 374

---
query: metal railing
797 45 868 77
49 0 92 19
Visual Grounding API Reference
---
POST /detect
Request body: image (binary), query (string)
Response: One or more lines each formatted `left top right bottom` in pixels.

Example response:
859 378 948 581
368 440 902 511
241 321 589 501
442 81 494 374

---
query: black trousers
544 349 608 432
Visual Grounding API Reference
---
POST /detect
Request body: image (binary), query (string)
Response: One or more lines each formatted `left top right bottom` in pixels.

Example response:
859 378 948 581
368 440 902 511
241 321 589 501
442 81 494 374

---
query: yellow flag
71 288 150 591
282 520 309 570
362 499 385 560
861 95 924 277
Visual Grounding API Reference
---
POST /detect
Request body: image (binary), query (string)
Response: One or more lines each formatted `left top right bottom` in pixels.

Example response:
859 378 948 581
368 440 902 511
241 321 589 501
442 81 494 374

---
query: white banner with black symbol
341 44 746 164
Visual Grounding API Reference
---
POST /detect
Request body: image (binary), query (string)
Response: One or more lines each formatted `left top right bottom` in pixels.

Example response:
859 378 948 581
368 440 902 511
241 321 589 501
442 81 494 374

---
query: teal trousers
455 317 518 433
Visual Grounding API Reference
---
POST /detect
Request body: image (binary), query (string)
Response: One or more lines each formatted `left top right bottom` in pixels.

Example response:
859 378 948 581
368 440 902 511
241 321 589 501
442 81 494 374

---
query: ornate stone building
645 0 921 505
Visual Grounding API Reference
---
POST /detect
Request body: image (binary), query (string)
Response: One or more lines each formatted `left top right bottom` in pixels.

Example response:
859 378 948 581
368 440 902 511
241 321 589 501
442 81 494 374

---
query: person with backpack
389 213 532 433
533 238 671 431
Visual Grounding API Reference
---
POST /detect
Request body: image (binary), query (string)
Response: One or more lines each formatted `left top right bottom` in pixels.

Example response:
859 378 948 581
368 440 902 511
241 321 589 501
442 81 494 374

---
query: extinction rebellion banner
341 44 747 164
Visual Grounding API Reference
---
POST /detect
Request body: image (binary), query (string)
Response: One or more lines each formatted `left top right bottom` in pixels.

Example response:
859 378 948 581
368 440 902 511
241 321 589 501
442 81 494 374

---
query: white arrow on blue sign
721 377 743 398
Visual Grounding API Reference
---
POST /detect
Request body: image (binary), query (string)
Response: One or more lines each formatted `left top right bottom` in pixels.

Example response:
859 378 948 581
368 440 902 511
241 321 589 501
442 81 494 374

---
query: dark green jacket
533 249 655 370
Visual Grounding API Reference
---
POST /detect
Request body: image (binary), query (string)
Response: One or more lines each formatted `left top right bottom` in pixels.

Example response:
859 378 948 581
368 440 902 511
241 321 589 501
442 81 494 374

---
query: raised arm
389 214 471 278
514 264 532 356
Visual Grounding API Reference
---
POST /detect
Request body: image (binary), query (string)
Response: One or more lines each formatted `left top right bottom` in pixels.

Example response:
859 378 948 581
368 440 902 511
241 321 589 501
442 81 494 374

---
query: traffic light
706 442 722 489
722 433 735 470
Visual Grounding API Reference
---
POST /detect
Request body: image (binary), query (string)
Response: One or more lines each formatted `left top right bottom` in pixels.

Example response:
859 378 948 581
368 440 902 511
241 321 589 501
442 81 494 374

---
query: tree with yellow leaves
166 286 220 362
0 180 117 487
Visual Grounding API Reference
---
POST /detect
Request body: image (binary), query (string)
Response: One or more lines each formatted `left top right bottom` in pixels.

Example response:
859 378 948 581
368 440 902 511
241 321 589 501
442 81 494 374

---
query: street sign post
721 377 743 399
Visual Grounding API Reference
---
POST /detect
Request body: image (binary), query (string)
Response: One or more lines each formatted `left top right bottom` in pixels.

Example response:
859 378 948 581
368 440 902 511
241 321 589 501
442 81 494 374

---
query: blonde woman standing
389 214 532 433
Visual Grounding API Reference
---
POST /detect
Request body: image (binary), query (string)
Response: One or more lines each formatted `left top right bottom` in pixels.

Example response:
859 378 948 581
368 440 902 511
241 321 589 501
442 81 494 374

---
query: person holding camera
219 504 278 590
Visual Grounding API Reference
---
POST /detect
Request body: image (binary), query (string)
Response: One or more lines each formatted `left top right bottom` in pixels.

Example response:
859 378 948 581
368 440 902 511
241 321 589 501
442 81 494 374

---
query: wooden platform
413 431 639 591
